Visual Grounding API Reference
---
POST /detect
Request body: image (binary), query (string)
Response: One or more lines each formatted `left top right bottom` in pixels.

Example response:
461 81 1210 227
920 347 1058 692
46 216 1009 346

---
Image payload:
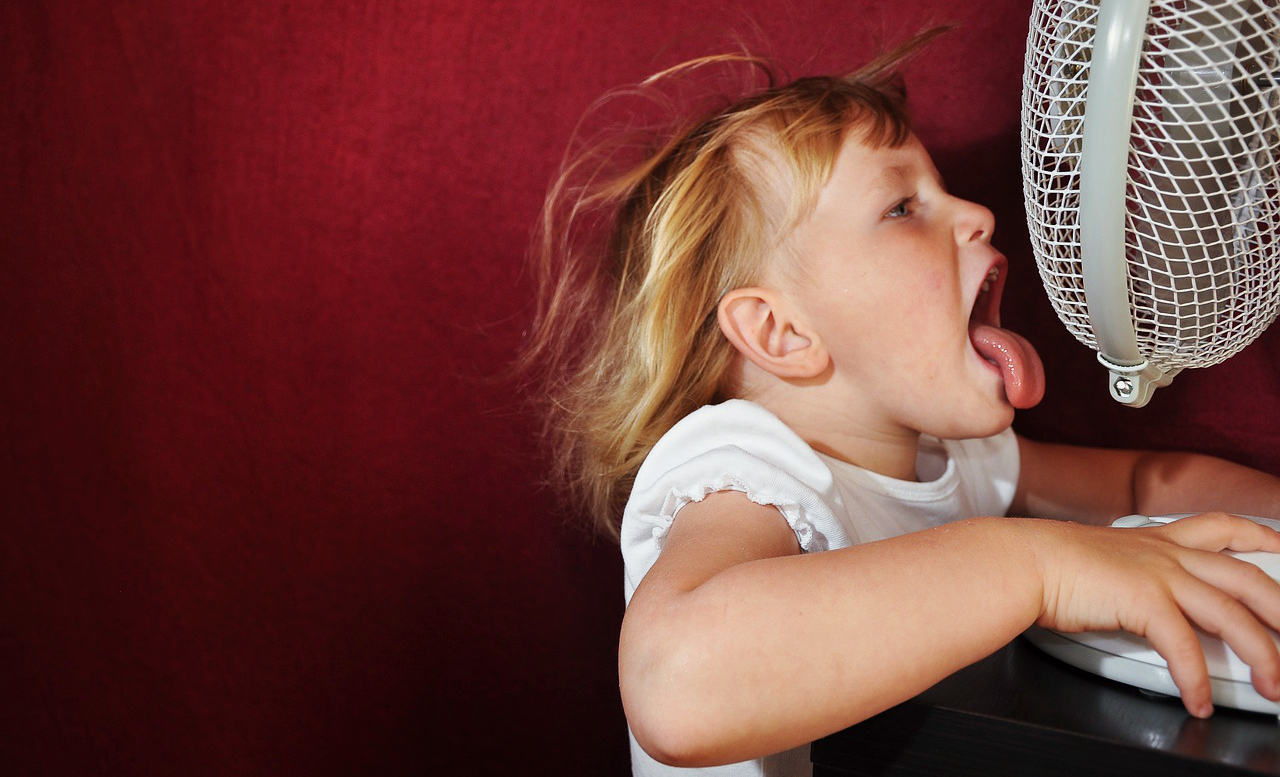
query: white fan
1020 0 1280 716
1022 0 1280 407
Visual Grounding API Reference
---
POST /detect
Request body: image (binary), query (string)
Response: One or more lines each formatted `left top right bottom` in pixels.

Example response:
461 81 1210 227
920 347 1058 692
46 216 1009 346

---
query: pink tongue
969 323 1045 409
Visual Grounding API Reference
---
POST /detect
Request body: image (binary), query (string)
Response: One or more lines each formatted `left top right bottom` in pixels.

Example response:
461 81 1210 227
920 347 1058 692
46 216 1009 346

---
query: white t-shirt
619 399 1020 777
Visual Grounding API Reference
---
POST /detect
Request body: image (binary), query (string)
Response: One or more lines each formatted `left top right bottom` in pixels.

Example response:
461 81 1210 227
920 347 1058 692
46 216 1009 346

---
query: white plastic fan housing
1025 514 1280 717
1022 0 1280 406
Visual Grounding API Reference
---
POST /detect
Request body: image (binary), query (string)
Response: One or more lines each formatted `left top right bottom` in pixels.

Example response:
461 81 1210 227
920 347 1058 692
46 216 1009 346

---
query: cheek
921 268 947 295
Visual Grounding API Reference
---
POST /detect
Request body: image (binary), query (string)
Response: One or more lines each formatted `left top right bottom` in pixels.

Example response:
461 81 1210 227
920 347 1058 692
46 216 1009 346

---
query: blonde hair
524 30 947 538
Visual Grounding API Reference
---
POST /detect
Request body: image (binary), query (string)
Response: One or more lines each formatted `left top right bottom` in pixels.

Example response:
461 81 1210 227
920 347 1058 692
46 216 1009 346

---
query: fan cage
1022 0 1280 371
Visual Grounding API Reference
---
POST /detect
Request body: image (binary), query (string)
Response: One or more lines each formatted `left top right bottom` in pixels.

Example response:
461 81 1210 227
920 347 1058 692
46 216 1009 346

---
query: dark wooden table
812 636 1280 776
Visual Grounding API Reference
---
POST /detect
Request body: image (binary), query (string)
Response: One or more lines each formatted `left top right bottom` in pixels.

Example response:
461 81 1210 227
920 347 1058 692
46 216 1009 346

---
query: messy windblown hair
522 29 948 538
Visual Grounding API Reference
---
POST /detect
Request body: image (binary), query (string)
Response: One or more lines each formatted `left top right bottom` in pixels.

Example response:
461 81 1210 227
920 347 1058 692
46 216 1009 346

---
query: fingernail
1195 703 1214 719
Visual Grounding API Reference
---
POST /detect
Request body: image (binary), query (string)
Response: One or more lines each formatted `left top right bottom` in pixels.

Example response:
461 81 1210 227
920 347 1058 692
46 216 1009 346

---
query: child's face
779 133 1045 443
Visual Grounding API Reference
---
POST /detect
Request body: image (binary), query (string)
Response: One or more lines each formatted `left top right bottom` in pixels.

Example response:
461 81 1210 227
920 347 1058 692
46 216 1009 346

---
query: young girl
524 31 1280 777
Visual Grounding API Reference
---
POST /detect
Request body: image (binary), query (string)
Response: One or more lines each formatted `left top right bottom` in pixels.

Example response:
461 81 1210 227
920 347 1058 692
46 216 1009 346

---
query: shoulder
621 400 850 596
632 400 824 490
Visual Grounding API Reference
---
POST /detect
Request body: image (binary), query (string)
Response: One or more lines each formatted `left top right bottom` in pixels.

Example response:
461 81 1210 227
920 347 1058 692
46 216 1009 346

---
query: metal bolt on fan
1022 0 1280 406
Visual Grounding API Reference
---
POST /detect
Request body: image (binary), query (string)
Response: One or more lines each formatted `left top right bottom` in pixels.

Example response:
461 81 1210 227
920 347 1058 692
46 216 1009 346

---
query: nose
953 196 996 245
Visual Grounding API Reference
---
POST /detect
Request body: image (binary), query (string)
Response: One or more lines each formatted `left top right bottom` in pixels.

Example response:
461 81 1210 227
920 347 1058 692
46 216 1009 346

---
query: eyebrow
870 164 912 193
870 162 948 195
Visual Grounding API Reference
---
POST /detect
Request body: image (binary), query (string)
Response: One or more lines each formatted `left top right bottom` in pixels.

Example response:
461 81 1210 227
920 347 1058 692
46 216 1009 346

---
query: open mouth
966 255 1047 409
970 258 1006 331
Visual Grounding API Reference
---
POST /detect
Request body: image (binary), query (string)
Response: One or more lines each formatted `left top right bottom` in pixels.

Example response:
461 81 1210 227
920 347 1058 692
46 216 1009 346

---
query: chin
956 397 1016 440
918 409 1010 442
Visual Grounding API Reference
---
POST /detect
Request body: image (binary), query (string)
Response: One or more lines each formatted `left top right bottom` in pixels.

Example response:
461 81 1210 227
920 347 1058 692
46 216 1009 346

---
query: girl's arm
1012 435 1280 524
619 490 1280 768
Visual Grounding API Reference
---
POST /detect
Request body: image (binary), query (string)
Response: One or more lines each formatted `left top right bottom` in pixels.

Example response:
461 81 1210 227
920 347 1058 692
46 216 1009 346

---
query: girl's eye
885 198 913 219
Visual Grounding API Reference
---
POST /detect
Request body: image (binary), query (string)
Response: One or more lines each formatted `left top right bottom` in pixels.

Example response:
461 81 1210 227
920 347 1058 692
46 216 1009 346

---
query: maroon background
5 1 1279 775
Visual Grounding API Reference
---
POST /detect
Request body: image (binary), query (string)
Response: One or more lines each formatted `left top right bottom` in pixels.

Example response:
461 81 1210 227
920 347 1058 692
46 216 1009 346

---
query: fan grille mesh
1022 0 1280 370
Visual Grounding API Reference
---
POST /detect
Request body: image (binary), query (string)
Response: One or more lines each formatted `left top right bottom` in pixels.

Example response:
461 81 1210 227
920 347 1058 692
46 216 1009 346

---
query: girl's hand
1029 512 1280 718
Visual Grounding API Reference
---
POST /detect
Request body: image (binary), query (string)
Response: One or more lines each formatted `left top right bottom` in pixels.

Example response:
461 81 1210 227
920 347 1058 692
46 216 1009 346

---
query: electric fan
1022 0 1280 407
1020 0 1280 716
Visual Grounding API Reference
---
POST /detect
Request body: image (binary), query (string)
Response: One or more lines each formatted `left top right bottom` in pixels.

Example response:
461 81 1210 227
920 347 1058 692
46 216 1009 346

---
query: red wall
5 1 1279 775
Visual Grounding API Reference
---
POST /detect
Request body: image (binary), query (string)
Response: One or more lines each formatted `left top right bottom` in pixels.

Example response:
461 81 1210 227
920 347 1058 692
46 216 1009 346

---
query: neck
789 408 922 481
735 363 922 481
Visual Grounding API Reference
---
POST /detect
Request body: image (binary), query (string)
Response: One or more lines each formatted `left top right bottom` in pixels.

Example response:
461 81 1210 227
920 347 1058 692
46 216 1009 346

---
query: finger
1139 601 1214 718
1173 556 1280 700
1179 551 1280 634
1158 512 1280 554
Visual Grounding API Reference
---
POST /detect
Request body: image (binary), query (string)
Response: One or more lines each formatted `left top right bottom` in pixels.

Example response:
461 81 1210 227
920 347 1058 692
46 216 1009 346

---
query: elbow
625 708 706 768
622 682 721 767
619 625 727 767
1130 451 1198 515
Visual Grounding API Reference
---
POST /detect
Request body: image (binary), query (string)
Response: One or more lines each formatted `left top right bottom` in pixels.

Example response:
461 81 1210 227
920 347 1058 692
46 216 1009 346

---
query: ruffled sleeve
620 400 851 601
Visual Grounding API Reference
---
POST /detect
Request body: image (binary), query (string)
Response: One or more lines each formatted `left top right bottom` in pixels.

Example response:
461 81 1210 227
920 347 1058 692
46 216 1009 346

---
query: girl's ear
717 288 829 379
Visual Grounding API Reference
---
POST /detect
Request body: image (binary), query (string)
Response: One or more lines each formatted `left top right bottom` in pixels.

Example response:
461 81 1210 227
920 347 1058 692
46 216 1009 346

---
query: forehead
753 133 940 285
778 135 939 265
824 134 939 206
